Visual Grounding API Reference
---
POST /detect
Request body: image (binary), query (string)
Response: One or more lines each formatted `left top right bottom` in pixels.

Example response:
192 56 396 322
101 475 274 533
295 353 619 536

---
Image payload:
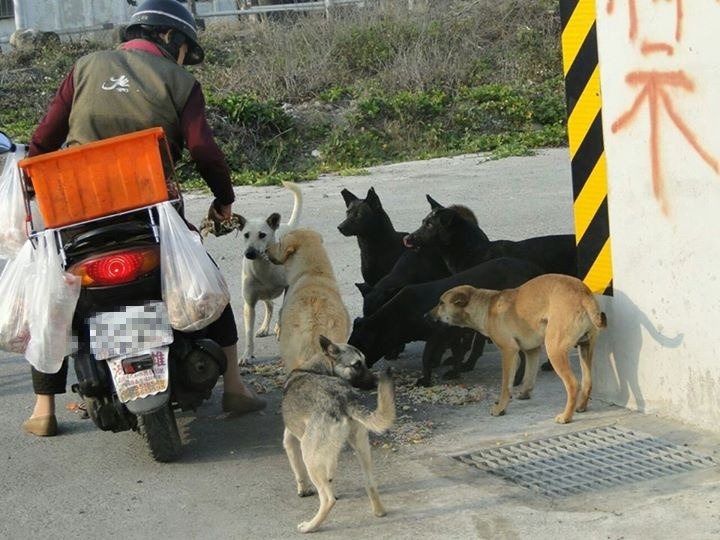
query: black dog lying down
404 195 577 277
349 257 544 386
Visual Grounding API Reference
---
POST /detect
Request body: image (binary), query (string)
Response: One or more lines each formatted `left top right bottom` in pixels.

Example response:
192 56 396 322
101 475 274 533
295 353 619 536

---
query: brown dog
266 228 351 373
428 273 607 423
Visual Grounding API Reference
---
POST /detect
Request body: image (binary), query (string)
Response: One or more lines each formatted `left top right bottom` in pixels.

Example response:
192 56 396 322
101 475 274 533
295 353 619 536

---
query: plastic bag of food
25 231 81 373
0 147 28 259
0 240 35 353
157 201 230 332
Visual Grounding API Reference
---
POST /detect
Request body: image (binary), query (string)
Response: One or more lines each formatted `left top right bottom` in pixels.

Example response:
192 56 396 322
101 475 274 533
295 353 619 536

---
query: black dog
359 203 483 317
353 201 486 372
338 187 407 287
348 257 544 386
404 195 578 277
357 248 448 317
339 188 480 368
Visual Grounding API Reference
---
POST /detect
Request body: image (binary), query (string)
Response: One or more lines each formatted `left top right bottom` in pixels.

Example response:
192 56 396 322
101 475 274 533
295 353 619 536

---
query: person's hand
210 201 233 222
217 203 233 220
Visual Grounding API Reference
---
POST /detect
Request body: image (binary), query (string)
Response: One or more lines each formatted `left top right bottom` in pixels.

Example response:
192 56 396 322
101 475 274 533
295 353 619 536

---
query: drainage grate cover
453 425 717 497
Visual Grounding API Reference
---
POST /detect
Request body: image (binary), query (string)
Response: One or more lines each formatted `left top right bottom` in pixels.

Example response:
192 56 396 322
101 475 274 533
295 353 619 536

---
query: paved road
1 149 719 539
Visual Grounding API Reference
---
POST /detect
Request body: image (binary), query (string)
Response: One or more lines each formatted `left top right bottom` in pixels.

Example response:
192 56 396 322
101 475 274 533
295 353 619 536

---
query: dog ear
451 291 470 307
266 213 281 230
426 194 444 210
355 282 372 297
341 188 358 207
366 187 382 209
319 335 340 357
437 209 456 227
236 214 247 231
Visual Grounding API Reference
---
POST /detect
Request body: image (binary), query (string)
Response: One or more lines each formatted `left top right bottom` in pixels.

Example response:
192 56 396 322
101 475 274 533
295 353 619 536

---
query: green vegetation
0 0 567 188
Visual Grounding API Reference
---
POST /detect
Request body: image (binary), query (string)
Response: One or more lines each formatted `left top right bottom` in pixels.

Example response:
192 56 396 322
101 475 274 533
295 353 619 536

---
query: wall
593 0 720 430
12 0 134 33
0 1 239 43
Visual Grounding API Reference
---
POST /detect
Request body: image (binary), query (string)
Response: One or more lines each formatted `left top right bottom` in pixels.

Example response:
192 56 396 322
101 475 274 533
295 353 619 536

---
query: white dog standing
236 181 302 364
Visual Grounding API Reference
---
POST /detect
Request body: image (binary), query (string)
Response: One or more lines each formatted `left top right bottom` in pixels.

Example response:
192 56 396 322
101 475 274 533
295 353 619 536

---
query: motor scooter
0 128 227 462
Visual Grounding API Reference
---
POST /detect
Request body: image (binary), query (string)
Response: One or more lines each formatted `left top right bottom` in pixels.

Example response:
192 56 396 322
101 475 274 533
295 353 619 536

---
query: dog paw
490 404 506 417
554 413 572 424
516 391 532 400
297 521 317 534
414 376 431 387
297 487 316 498
374 508 387 517
575 405 587 413
238 355 255 366
255 329 274 338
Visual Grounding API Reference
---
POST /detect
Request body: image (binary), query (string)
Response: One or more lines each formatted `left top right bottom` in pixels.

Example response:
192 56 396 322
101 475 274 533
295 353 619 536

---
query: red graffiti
612 70 719 215
607 0 683 52
607 1 720 214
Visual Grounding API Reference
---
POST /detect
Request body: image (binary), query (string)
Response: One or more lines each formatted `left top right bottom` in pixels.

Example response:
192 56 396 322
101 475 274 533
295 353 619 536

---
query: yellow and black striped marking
560 0 613 295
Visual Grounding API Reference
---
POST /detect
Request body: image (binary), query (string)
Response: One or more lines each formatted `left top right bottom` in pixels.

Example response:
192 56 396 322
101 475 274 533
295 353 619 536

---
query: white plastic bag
157 201 230 332
0 147 28 259
0 239 35 353
25 231 81 374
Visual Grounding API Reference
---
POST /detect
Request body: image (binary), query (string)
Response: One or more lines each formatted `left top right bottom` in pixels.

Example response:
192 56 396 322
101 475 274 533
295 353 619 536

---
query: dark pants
30 303 239 395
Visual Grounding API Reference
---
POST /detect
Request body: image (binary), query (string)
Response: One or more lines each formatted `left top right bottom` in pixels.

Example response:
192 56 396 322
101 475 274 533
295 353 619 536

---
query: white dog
236 181 302 364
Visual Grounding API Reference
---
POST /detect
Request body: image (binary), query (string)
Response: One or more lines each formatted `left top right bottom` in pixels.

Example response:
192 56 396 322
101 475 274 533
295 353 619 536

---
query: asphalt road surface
2 149 719 540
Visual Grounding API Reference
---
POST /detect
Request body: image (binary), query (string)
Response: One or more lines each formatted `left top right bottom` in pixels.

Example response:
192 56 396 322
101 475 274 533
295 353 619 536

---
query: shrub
0 0 566 185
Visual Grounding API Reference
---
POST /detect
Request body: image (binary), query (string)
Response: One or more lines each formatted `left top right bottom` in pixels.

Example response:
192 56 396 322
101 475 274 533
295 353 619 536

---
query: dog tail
351 368 396 434
281 181 303 228
583 296 607 329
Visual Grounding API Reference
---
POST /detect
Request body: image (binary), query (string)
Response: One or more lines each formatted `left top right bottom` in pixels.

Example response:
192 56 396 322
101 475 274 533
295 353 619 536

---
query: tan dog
266 228 351 373
428 273 607 423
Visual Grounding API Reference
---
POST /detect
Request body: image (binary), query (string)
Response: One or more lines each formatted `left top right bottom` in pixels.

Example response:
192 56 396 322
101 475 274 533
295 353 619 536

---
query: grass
0 0 566 188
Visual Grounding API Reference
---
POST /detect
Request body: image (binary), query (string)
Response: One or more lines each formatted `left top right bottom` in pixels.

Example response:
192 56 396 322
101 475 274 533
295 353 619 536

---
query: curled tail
583 296 607 329
281 181 303 228
350 368 396 434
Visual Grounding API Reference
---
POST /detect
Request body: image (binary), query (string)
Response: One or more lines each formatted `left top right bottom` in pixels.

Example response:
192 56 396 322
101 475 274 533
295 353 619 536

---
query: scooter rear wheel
137 403 181 462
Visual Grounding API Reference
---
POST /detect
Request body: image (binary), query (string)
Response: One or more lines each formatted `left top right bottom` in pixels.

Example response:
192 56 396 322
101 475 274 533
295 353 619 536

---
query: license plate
107 347 169 402
88 301 173 360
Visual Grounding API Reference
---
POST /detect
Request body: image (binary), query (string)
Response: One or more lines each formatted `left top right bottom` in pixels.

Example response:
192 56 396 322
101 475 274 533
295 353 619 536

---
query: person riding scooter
23 0 265 437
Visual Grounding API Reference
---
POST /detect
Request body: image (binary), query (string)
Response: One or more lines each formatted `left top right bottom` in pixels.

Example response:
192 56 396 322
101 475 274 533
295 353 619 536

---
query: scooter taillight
68 246 160 287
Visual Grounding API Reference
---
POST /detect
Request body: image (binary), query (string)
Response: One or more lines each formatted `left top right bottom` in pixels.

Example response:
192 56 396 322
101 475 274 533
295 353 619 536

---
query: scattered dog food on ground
242 361 286 394
241 362 489 449
394 371 487 406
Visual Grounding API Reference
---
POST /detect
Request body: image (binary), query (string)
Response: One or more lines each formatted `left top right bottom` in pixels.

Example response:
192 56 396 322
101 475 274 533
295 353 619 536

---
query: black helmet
126 0 204 65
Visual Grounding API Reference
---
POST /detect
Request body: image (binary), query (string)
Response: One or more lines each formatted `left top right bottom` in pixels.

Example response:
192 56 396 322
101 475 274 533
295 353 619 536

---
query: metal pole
325 0 333 20
13 0 28 30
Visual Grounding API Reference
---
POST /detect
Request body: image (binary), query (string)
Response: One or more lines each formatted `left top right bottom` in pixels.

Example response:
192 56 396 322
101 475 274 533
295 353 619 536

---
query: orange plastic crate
19 127 172 228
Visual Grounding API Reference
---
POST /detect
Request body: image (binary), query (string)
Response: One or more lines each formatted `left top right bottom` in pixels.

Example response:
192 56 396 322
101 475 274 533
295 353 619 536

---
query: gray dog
281 336 395 533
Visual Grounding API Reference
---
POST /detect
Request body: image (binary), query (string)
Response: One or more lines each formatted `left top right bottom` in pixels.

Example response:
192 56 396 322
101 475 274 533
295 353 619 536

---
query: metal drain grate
454 425 717 497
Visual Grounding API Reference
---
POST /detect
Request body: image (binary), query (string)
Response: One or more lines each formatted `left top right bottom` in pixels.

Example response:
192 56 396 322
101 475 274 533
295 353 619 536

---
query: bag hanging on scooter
157 201 230 332
25 230 81 374
0 147 29 260
0 239 35 354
